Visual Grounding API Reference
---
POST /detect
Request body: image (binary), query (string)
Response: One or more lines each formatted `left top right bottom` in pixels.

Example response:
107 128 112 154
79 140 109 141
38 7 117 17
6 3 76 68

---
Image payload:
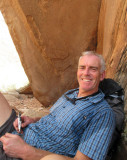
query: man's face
77 55 105 97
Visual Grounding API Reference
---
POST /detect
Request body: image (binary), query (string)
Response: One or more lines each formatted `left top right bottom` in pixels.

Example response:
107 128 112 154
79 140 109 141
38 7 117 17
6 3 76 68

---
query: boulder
0 0 101 106
0 0 126 111
97 0 127 111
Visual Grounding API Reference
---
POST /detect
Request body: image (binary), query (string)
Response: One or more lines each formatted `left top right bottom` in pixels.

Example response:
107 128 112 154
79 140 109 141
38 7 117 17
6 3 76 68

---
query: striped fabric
23 88 115 160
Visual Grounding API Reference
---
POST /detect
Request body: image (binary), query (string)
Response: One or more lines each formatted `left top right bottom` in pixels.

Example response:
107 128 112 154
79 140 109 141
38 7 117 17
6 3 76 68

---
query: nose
83 67 90 75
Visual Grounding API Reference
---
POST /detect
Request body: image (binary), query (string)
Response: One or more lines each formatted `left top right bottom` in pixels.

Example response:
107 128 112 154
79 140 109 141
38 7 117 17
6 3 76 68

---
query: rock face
0 0 127 111
0 0 101 106
97 1 127 158
97 0 127 111
0 0 127 158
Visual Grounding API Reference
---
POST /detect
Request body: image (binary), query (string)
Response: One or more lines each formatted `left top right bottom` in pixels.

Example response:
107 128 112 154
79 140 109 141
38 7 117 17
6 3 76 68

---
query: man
0 51 115 160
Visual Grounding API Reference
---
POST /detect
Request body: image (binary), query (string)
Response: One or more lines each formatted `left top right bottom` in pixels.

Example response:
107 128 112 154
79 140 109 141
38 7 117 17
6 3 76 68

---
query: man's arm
40 151 91 160
0 133 91 160
74 151 92 160
0 133 52 160
23 148 91 160
21 143 91 160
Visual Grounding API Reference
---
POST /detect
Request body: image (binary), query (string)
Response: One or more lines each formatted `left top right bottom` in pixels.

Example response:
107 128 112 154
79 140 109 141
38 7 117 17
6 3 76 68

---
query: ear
100 71 105 81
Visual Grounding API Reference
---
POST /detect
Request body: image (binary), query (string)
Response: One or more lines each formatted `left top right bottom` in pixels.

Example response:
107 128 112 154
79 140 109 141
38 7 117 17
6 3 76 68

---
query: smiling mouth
81 78 91 82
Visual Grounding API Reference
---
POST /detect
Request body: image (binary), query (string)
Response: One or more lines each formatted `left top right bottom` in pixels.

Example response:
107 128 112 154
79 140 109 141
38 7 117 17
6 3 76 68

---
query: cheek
77 71 81 78
92 73 100 82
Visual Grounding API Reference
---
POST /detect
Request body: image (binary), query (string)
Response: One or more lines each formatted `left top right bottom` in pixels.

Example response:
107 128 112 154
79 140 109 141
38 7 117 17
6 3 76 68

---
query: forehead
79 55 101 67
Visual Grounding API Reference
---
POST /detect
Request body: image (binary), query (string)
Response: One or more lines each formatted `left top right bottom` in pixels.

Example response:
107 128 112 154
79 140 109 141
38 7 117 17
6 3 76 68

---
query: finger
13 118 18 130
5 133 19 138
0 135 8 143
14 120 22 132
21 122 28 128
21 117 30 127
0 137 3 142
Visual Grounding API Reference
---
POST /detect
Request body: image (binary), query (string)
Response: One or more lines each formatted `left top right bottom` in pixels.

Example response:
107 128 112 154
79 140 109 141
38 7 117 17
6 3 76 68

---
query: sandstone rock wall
0 0 127 110
0 0 127 158
97 0 127 111
0 0 101 106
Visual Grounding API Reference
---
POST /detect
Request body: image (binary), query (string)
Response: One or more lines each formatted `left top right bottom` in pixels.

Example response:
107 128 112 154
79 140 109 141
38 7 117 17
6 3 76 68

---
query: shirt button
84 116 87 119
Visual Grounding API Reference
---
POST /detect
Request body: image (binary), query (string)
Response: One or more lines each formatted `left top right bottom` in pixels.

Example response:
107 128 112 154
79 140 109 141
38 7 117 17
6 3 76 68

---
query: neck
78 89 99 98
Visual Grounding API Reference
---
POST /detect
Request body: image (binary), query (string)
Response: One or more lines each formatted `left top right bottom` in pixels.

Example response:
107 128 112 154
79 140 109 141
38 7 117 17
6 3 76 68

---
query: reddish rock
97 0 127 111
0 0 126 111
0 0 101 106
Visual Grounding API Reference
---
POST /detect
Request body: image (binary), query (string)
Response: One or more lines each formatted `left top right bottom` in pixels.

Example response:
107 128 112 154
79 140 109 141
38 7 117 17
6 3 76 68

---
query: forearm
40 154 75 160
21 144 54 160
21 144 75 160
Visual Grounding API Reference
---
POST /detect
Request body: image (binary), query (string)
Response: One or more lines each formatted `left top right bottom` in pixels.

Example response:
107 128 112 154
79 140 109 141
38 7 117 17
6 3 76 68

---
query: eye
90 67 98 71
78 66 85 70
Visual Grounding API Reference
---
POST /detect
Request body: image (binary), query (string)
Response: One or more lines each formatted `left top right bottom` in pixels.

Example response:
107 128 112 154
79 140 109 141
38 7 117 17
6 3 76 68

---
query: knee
40 154 67 160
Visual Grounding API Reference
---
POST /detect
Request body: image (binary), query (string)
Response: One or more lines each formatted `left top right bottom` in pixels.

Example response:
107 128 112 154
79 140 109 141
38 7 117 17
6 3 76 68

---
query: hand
0 133 27 158
13 116 35 132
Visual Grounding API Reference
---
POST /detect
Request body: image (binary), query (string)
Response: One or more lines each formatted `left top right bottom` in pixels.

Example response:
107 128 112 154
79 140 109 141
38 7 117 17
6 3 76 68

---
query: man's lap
0 109 16 137
0 109 20 160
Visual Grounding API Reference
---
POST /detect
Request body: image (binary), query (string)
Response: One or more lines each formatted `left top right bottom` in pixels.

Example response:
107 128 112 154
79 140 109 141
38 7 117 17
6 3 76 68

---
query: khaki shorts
0 109 21 160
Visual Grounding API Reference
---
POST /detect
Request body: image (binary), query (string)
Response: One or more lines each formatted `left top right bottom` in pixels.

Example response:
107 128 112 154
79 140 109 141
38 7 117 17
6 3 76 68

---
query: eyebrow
78 65 99 70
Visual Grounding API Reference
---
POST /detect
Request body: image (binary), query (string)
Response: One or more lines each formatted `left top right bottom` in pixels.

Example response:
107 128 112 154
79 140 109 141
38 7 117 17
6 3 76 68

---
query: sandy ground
3 91 50 118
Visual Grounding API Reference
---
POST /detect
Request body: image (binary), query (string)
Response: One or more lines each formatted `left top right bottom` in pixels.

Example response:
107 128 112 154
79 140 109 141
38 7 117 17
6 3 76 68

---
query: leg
0 93 19 159
0 92 12 127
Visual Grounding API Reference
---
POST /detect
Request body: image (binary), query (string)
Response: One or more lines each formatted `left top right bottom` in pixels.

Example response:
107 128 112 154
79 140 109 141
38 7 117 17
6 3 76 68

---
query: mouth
81 78 92 82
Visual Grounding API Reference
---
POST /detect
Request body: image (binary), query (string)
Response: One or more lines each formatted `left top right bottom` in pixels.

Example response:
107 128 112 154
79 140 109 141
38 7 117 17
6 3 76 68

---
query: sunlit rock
0 0 101 106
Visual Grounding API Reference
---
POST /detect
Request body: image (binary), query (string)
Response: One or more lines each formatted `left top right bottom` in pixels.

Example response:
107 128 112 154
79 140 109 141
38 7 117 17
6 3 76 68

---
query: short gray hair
80 51 106 73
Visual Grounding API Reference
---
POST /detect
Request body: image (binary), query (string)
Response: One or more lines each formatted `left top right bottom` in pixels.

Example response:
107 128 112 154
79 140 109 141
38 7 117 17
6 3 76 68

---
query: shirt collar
64 88 104 104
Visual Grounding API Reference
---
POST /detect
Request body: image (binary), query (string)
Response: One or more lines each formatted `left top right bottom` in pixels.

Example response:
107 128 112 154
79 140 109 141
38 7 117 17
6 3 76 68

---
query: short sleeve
78 109 115 160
